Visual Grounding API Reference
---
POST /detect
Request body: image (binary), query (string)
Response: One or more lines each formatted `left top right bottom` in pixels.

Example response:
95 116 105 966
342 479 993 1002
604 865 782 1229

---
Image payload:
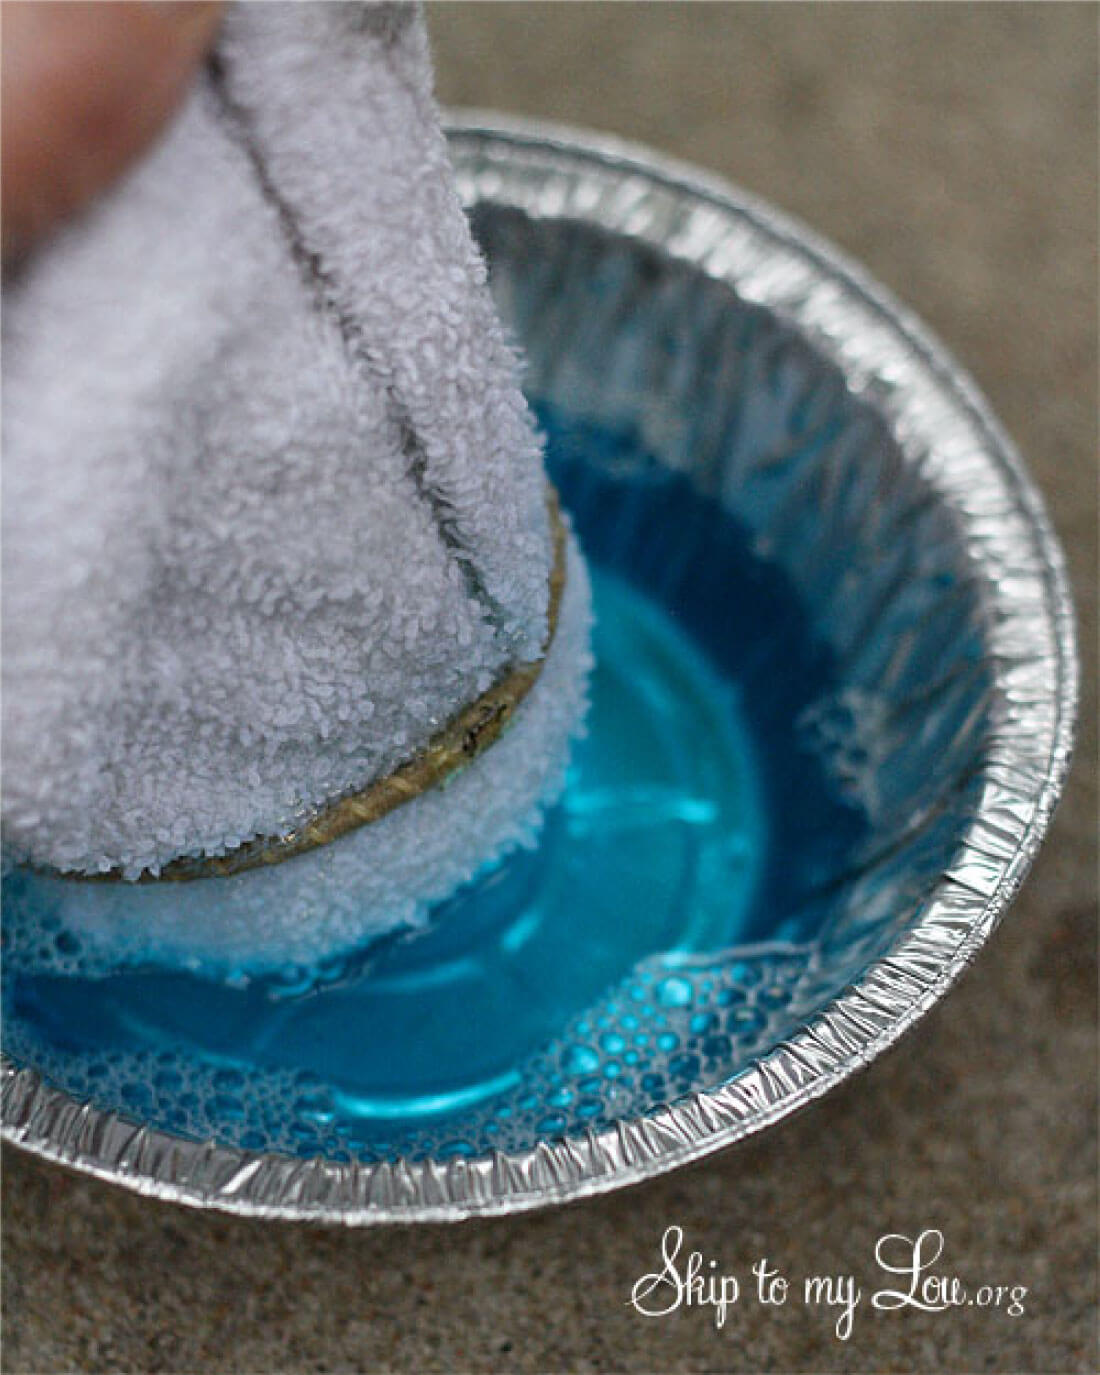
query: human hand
2 0 223 264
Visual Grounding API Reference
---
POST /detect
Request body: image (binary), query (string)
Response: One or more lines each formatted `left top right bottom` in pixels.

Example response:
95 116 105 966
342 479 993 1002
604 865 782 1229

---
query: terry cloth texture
8 530 592 977
1 1 566 881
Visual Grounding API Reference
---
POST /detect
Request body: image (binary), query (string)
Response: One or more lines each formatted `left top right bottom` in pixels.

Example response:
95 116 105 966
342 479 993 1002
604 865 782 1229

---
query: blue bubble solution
2 409 869 1161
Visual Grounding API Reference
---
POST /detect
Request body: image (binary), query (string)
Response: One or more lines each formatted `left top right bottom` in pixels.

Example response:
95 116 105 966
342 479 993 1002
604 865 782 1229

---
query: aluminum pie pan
0 114 1078 1223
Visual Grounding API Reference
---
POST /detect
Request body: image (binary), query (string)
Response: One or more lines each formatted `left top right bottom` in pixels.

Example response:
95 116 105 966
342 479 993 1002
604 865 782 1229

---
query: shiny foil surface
1 117 1078 1222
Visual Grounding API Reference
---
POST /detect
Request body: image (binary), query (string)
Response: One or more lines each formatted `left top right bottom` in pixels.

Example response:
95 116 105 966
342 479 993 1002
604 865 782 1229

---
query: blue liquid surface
2 412 869 1160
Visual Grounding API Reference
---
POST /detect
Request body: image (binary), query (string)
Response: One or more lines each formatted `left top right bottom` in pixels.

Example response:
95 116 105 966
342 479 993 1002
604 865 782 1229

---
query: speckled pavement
2 5 1096 1372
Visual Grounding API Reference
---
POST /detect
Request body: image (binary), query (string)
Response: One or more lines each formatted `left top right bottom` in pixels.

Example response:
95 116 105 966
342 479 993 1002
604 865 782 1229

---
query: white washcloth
2 1 570 885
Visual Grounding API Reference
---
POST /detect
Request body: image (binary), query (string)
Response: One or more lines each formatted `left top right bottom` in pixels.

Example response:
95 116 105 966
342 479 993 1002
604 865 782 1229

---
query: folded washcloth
2 2 580 897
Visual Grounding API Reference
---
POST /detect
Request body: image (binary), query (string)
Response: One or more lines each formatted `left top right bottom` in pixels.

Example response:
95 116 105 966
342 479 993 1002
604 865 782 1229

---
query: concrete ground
3 5 1096 1371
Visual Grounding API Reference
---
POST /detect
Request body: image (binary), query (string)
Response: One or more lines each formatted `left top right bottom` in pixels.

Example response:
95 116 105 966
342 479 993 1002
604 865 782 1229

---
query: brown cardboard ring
80 488 567 883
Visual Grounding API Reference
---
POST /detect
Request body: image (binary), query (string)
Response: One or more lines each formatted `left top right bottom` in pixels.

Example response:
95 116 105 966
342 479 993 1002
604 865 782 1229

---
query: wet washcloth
2 1 590 929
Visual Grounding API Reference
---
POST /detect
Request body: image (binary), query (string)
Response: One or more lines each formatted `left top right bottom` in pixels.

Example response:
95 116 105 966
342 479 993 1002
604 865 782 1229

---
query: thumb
2 1 224 265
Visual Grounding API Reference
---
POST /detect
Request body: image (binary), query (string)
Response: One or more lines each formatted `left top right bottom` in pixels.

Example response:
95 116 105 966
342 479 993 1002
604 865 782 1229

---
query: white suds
11 533 593 976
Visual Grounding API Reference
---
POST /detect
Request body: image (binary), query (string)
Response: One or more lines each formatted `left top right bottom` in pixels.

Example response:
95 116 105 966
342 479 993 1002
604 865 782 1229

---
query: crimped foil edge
0 114 1078 1224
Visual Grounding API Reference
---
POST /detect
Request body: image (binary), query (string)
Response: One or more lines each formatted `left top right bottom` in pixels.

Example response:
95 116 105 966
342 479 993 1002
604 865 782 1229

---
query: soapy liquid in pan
3 410 870 1160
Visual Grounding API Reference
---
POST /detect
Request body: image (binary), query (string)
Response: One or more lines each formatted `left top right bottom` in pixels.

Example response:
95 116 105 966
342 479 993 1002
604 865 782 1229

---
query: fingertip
2 1 225 265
